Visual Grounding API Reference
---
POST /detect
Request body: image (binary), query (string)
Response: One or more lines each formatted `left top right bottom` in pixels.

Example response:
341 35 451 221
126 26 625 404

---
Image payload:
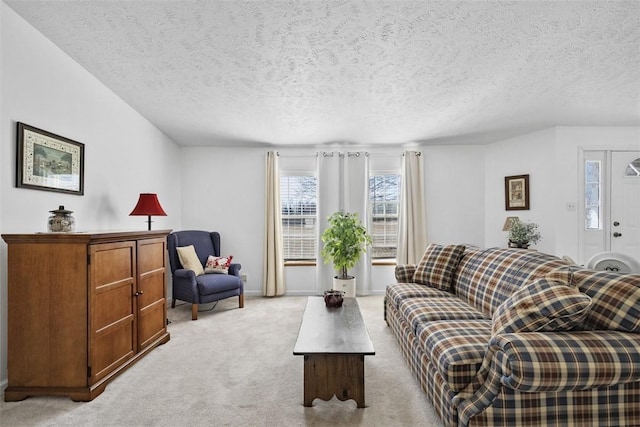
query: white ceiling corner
5 0 640 147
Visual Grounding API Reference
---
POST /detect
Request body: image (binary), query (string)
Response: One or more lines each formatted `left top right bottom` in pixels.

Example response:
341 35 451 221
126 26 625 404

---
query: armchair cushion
205 255 233 274
176 245 204 276
197 273 243 296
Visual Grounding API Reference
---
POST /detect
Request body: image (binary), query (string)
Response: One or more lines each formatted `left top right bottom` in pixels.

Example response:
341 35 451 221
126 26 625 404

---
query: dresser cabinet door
88 241 136 383
136 237 168 351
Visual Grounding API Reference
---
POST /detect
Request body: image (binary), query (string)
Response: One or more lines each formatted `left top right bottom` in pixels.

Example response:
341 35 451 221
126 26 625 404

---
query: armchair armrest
490 331 640 392
395 264 417 283
229 263 242 277
172 268 199 302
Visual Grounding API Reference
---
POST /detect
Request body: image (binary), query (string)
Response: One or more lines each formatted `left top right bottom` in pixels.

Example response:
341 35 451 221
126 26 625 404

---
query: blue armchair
167 230 244 320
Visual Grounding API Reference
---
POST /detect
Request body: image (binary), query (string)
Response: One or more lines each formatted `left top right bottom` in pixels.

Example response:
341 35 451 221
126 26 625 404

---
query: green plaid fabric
413 243 466 291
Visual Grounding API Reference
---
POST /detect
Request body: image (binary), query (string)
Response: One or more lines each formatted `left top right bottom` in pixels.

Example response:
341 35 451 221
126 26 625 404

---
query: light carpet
0 295 443 427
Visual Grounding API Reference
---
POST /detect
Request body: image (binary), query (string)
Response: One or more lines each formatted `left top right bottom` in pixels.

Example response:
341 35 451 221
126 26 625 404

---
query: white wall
484 128 558 253
423 145 485 247
0 4 181 386
484 126 640 261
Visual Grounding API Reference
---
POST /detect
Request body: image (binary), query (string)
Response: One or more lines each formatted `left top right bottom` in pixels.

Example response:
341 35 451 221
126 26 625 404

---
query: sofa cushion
417 319 492 392
492 277 592 336
454 248 571 317
176 245 204 276
399 297 488 333
570 269 640 333
385 283 454 311
413 243 466 291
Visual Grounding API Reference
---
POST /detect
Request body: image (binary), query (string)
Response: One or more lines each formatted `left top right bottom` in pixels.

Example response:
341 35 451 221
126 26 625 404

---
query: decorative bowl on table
323 289 344 308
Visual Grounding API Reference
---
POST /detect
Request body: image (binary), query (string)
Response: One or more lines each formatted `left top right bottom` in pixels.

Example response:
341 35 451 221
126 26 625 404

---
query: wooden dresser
1 230 171 401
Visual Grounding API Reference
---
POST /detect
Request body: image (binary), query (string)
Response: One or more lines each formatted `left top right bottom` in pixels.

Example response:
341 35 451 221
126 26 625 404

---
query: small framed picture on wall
505 174 529 210
16 122 85 195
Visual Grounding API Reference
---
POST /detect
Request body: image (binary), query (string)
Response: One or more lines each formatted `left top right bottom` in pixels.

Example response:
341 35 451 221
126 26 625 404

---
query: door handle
613 232 622 237
613 221 620 227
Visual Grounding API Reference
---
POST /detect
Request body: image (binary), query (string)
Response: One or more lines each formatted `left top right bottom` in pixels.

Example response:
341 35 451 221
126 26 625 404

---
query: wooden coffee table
293 296 375 408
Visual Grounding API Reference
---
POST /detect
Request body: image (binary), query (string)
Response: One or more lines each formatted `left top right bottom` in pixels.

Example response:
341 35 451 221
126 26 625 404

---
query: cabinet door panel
89 242 136 383
137 238 168 351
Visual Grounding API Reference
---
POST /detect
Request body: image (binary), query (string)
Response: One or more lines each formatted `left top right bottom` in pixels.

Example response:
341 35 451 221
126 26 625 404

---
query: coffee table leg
303 354 365 408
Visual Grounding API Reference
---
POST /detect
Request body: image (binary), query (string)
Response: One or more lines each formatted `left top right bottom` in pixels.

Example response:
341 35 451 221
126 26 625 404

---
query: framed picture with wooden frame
16 122 84 195
504 174 529 211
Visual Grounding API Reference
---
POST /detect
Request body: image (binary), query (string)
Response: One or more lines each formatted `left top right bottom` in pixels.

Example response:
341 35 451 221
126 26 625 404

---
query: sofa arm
395 264 417 282
490 331 640 392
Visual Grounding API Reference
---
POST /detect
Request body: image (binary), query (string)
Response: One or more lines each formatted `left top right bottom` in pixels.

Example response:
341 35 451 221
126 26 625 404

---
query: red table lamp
130 193 167 230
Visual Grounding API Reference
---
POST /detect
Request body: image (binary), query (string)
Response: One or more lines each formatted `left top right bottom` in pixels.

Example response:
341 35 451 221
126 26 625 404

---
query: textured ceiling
5 0 640 147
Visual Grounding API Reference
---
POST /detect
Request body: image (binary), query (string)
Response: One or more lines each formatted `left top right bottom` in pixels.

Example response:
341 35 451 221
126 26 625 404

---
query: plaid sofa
385 246 640 427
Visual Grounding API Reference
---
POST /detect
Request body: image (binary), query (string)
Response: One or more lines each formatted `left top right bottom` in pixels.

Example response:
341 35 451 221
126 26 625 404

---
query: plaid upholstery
417 320 492 392
385 247 640 427
454 248 570 317
384 282 454 323
491 278 592 335
573 269 640 332
414 243 466 290
395 263 417 282
458 331 640 427
399 297 488 334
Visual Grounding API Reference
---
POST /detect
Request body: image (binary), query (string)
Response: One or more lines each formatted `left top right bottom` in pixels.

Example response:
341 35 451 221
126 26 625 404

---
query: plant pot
508 240 529 249
332 276 356 298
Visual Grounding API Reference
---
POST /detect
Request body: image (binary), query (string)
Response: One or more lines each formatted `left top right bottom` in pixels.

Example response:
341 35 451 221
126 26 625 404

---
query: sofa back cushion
453 248 570 317
547 268 640 332
491 277 592 335
413 243 466 291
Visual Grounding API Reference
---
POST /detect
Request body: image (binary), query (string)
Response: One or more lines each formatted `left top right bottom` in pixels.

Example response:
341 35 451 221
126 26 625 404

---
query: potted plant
508 219 541 249
321 210 372 296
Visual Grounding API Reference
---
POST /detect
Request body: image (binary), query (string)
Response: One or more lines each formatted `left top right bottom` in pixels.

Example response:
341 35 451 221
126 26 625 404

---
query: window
280 175 317 260
624 158 640 177
585 160 601 230
369 174 401 259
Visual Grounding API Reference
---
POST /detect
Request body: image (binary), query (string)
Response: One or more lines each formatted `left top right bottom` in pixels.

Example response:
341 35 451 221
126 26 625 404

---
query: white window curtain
263 151 285 296
344 152 371 295
397 150 428 264
315 151 372 295
315 152 342 294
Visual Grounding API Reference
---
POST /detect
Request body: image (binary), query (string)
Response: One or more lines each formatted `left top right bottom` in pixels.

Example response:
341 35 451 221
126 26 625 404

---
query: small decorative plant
321 211 372 279
508 219 541 248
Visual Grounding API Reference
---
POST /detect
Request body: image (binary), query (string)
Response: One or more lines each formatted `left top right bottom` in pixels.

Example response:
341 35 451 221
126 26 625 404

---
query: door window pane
585 160 601 230
623 158 640 177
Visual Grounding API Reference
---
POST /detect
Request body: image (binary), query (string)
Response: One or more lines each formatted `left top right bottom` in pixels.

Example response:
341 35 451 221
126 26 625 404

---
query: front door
610 151 640 261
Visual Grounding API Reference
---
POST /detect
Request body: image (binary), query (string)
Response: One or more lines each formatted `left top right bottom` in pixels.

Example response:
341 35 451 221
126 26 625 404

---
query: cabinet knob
134 291 144 296
613 232 622 238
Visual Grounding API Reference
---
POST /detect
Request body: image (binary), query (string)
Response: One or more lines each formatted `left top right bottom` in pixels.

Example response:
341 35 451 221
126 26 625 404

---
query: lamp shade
130 193 167 230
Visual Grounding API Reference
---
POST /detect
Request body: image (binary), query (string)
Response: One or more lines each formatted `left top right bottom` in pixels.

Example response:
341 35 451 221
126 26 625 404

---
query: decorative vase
323 290 344 308
48 205 75 232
